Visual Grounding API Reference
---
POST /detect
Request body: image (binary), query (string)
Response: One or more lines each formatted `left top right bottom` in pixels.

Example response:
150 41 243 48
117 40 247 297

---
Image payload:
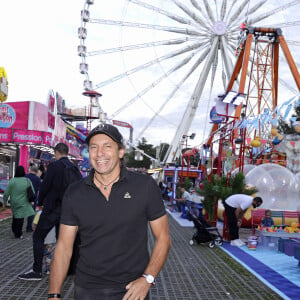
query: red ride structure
207 26 300 176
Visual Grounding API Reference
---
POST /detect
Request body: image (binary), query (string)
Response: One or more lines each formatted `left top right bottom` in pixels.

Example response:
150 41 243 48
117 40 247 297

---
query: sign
209 106 225 124
43 132 52 146
113 119 132 128
0 104 16 128
0 128 52 145
13 129 43 144
0 128 12 142
0 102 30 129
178 171 198 178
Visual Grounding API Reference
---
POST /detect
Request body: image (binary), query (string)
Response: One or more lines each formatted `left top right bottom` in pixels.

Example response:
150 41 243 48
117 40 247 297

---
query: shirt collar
85 165 128 187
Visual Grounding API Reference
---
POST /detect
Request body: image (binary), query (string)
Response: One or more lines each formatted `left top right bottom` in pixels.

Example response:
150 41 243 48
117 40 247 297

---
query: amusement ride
77 0 300 175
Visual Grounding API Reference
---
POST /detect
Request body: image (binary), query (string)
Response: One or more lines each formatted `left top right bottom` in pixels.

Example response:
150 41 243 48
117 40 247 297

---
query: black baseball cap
85 124 123 145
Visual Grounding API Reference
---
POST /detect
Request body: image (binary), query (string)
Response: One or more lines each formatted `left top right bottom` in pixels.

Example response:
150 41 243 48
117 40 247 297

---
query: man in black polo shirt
48 124 171 300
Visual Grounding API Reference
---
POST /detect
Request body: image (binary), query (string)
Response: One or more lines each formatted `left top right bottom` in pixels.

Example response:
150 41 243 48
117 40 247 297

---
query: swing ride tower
207 26 300 175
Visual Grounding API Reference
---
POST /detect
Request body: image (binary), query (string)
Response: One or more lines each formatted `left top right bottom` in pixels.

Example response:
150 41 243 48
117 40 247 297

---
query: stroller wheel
215 240 223 246
208 241 215 248
189 239 195 246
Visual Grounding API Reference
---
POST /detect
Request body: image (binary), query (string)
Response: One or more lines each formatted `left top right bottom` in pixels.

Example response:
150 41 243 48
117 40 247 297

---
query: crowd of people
1 122 270 298
2 124 172 300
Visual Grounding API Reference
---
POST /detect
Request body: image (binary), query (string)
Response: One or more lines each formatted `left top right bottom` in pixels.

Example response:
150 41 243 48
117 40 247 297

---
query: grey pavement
0 215 282 300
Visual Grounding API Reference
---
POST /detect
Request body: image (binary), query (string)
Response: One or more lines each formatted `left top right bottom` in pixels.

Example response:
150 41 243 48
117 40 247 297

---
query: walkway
0 211 281 299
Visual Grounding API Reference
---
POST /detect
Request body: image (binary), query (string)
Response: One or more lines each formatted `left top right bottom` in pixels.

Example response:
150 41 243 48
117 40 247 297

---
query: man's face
253 200 262 209
88 134 125 176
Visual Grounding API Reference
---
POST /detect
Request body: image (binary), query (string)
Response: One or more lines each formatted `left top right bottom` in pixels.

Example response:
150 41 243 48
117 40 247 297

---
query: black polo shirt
61 166 166 289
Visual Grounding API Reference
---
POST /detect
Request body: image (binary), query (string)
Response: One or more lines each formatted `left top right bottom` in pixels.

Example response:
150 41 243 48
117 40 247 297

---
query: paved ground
0 214 282 300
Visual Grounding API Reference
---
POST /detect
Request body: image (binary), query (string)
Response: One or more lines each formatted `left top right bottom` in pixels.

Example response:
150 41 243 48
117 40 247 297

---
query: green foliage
124 139 169 169
177 177 192 198
196 172 258 220
124 138 156 169
277 102 300 134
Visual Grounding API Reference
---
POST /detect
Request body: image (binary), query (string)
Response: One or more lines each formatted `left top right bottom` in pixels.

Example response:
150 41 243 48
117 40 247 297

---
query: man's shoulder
126 169 154 182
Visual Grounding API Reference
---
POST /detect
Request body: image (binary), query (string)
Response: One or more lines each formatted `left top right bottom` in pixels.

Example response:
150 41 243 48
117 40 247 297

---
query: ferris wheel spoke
128 0 194 26
280 56 300 69
220 36 235 85
86 38 190 56
210 48 219 88
220 0 227 21
271 21 300 28
189 0 215 31
227 0 250 26
279 78 298 95
248 0 300 25
170 0 210 30
202 0 216 24
286 40 300 46
135 47 212 140
214 0 220 20
109 51 198 119
94 41 206 90
165 37 219 162
246 0 267 18
224 0 238 22
89 18 201 36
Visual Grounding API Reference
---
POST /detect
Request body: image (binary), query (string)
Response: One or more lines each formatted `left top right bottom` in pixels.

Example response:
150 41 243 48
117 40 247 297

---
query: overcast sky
1 0 300 148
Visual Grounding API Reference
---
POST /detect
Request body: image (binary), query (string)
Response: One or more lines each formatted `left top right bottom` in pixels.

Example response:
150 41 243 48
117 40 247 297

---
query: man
48 124 171 300
175 186 192 215
26 165 42 232
19 143 77 280
224 194 263 246
189 188 203 218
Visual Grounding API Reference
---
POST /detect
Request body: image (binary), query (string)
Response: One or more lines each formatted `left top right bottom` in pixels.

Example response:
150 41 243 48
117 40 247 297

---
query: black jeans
224 202 239 240
27 201 37 231
12 217 24 238
74 285 149 300
32 208 60 273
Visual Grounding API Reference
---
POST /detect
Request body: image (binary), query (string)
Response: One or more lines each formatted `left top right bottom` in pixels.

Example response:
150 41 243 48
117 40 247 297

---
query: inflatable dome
245 163 300 210
231 164 256 177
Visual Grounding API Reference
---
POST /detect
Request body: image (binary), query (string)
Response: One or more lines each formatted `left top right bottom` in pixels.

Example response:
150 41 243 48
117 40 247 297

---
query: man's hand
123 277 151 300
237 219 242 227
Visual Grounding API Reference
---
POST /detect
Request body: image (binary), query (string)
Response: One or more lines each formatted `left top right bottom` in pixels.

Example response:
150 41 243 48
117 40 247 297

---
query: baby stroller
186 204 223 248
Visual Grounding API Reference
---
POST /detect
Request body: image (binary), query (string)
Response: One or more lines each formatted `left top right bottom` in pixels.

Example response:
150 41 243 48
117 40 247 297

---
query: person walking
48 124 171 300
3 166 35 239
18 143 80 280
224 194 263 246
26 165 42 232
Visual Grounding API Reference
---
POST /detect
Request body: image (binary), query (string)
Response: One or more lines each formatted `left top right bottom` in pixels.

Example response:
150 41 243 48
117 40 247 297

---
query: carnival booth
0 100 82 189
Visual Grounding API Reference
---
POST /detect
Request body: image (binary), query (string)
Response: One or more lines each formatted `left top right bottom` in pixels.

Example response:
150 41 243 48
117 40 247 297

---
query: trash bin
248 236 258 250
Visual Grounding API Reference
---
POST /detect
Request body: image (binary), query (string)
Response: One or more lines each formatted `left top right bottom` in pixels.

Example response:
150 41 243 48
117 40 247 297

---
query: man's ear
119 147 125 159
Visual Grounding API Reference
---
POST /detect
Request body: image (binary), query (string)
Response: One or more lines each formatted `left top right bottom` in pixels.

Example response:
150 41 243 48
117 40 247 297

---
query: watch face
146 274 154 283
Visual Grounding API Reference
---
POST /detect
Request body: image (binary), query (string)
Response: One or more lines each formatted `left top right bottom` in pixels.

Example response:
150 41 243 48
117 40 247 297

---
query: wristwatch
142 273 155 285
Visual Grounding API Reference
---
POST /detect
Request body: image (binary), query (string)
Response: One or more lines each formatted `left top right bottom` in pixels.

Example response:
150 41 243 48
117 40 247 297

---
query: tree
124 138 156 169
196 172 257 221
278 103 300 134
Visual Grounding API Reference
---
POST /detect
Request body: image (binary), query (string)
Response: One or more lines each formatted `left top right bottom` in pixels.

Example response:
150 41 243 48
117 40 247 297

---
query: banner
0 128 52 145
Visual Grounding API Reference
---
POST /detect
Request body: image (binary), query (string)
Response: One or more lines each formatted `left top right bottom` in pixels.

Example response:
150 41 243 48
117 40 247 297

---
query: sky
1 0 300 151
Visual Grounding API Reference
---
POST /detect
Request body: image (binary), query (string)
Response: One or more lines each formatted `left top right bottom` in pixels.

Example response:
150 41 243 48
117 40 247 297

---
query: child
261 209 274 227
43 227 56 275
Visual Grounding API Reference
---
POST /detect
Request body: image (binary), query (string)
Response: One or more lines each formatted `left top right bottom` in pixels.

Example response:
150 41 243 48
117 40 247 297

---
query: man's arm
38 163 56 205
235 207 246 226
123 214 171 300
48 224 77 299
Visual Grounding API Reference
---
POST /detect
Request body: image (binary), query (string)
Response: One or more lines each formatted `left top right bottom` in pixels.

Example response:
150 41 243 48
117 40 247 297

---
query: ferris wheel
78 0 300 163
